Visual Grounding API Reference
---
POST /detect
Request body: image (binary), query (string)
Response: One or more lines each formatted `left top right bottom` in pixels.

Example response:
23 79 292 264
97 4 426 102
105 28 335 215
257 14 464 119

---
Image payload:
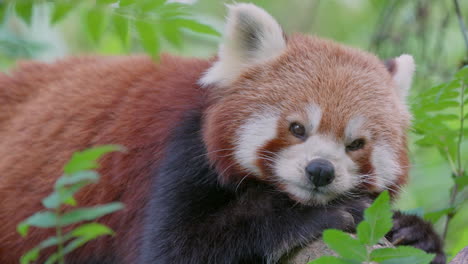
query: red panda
0 3 444 264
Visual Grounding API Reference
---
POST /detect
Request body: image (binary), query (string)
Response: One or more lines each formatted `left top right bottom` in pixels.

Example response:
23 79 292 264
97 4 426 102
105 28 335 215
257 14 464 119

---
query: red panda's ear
200 3 287 87
385 54 415 100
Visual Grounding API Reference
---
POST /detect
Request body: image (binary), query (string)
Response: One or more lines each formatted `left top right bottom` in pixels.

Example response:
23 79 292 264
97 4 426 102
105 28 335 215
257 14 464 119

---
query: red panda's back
0 54 211 263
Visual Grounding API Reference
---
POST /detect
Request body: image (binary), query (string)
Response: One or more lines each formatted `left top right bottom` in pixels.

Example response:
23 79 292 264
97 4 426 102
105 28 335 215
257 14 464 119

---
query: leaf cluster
412 66 468 158
17 145 125 264
412 66 468 227
309 192 435 264
4 0 220 58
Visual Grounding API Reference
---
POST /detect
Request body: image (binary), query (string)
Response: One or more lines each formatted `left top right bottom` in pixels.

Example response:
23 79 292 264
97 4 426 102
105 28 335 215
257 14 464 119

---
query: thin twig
454 0 468 57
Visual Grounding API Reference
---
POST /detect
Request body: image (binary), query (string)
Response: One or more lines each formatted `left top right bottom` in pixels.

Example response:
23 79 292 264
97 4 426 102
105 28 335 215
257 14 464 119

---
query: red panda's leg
386 212 446 264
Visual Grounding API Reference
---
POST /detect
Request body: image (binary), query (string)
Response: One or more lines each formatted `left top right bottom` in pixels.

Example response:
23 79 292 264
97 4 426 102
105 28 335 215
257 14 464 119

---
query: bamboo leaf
454 174 468 192
15 1 33 25
162 23 183 48
119 0 136 7
135 20 160 59
0 4 6 23
112 13 129 45
85 8 107 43
140 0 166 10
174 18 220 36
455 66 468 82
97 0 118 4
51 2 74 24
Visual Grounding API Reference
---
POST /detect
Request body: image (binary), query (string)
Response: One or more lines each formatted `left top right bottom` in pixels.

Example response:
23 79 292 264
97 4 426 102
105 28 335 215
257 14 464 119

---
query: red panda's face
201 4 413 205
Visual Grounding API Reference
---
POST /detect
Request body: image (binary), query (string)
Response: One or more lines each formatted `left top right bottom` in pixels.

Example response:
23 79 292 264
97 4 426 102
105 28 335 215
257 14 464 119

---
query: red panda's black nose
306 159 335 187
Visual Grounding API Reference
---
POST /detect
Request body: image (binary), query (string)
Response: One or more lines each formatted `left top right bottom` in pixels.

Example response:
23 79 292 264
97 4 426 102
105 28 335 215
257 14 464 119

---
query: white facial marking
372 143 401 189
392 54 415 100
306 103 322 134
345 116 367 143
235 111 279 175
275 135 358 205
200 3 286 86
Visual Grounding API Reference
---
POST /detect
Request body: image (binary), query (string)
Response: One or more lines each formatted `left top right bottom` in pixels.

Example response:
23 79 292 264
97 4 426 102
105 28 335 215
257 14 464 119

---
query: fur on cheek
202 104 252 184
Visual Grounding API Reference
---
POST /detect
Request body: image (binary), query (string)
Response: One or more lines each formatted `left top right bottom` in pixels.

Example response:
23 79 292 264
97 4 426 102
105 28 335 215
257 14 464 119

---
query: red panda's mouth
278 180 339 205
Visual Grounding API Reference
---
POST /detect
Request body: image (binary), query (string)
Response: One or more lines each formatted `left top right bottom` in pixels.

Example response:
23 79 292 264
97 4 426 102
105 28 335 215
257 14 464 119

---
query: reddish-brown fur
0 34 410 262
0 55 211 263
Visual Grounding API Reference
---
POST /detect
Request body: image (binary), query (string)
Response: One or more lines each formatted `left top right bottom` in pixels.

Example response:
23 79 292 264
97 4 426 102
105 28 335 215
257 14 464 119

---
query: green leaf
15 1 33 25
60 203 124 225
135 20 160 59
85 8 107 43
119 0 136 7
45 226 113 264
97 0 118 4
174 18 221 36
140 0 166 10
370 246 435 264
424 207 454 224
56 170 100 188
422 100 459 111
20 247 40 264
42 181 90 209
454 174 468 191
308 256 359 264
432 114 458 121
64 145 123 174
112 13 129 45
51 2 74 24
0 4 6 23
455 66 468 82
162 23 183 48
357 191 392 245
322 229 367 261
38 236 61 249
71 222 114 238
18 211 58 235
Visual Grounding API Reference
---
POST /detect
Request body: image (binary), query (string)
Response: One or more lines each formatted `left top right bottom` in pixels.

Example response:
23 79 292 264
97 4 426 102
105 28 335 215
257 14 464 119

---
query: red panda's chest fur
0 54 211 263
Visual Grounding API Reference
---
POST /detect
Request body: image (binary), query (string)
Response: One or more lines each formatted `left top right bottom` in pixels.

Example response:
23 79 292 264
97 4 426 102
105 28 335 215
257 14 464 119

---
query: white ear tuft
200 3 286 87
389 54 415 99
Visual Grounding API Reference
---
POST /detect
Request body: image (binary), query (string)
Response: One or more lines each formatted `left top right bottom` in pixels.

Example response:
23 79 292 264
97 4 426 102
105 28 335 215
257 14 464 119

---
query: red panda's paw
328 195 374 232
386 211 446 264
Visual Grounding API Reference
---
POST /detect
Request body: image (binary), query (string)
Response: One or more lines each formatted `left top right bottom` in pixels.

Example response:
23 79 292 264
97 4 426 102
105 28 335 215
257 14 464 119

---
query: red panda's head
200 4 413 205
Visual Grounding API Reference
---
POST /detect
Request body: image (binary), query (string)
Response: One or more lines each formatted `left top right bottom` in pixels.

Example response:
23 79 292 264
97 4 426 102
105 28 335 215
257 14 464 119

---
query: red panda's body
0 4 445 264
0 55 211 263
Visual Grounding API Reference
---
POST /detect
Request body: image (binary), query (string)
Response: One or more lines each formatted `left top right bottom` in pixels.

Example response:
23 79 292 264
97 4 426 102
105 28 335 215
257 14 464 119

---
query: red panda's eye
289 122 306 139
346 139 366 151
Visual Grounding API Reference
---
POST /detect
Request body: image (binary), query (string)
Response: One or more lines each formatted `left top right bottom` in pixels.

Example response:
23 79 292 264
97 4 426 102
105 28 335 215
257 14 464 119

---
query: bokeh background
1 0 467 259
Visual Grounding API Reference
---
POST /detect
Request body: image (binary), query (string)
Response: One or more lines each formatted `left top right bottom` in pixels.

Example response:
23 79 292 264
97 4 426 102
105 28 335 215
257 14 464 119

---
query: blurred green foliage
1 0 467 260
18 145 125 264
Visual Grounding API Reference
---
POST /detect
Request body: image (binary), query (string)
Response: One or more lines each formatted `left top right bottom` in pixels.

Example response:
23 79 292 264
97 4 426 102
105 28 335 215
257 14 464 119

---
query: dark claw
387 211 446 264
